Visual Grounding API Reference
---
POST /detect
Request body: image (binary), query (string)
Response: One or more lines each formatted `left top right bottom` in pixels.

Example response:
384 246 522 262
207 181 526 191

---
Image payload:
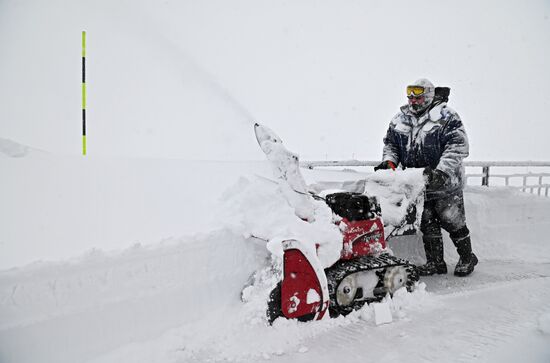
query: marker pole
82 31 87 155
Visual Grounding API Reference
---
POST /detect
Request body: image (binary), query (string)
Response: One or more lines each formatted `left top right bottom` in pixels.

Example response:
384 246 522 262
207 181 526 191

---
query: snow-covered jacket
382 102 469 197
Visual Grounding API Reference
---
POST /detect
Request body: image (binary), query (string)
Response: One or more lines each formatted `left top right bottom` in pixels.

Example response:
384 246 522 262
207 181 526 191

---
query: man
375 78 478 277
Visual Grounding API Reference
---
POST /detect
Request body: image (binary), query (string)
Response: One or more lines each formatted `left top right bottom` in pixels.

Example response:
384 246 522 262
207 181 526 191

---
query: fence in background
301 160 550 197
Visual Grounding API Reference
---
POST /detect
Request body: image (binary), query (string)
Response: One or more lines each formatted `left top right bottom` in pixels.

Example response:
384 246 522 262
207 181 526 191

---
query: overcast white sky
1 0 549 161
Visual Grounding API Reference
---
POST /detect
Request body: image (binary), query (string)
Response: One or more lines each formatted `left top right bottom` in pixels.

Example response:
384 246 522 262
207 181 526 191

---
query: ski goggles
406 85 426 97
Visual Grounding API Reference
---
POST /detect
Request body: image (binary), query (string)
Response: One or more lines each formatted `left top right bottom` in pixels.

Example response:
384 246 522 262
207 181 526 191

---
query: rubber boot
454 253 478 277
451 229 478 277
418 235 447 276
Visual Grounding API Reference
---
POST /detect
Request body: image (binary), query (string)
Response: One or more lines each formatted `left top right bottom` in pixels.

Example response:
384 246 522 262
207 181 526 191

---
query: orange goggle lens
406 86 425 96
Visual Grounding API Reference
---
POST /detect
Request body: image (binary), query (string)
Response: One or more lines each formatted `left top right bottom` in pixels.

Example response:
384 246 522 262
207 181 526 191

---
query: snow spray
82 30 87 155
157 34 257 126
116 9 257 127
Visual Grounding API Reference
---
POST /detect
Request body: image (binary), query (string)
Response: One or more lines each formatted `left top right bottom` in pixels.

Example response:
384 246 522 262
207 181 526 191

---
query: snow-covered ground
1 145 549 363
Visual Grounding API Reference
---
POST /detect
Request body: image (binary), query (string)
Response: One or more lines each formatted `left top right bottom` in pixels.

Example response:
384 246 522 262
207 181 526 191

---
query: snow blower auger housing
267 192 419 324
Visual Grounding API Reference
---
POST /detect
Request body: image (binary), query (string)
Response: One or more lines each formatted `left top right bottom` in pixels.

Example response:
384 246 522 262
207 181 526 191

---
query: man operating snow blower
375 79 478 277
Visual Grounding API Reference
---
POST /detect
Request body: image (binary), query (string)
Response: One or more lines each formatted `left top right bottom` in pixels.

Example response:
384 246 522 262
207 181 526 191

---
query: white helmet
407 78 435 115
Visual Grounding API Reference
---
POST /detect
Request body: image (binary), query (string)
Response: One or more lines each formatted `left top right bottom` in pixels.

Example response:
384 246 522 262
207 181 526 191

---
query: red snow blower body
267 192 418 324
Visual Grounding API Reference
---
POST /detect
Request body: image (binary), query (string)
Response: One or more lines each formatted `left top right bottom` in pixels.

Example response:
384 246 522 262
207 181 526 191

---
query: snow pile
362 168 425 228
219 175 342 268
351 282 437 323
0 138 31 158
309 168 426 233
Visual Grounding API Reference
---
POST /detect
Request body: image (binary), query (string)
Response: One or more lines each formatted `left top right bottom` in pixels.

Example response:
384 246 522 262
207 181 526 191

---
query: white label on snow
374 302 393 326
306 288 321 304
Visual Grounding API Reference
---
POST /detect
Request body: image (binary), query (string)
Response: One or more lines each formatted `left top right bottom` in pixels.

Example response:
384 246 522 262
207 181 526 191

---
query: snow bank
0 230 268 363
0 155 272 269
0 138 32 158
464 186 550 263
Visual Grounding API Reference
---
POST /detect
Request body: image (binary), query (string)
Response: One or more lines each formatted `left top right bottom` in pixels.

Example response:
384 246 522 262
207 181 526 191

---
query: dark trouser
420 191 472 263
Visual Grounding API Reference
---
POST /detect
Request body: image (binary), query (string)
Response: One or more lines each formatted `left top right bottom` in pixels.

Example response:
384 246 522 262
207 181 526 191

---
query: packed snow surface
1 152 550 363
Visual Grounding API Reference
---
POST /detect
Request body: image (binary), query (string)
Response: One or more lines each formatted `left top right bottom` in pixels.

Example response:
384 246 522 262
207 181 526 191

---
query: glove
374 160 396 171
423 167 449 189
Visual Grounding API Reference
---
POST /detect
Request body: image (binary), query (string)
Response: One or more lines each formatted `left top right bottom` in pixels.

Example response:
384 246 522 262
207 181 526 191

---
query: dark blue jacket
382 102 469 197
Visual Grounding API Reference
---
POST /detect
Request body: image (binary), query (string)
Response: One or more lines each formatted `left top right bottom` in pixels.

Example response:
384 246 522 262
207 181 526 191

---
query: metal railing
301 160 550 197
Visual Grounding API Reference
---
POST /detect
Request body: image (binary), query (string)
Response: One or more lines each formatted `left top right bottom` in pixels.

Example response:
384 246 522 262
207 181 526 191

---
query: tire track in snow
441 278 549 363
423 260 550 296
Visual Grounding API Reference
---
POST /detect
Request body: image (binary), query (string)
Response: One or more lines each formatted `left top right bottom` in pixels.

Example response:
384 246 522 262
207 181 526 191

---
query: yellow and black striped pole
82 31 87 155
